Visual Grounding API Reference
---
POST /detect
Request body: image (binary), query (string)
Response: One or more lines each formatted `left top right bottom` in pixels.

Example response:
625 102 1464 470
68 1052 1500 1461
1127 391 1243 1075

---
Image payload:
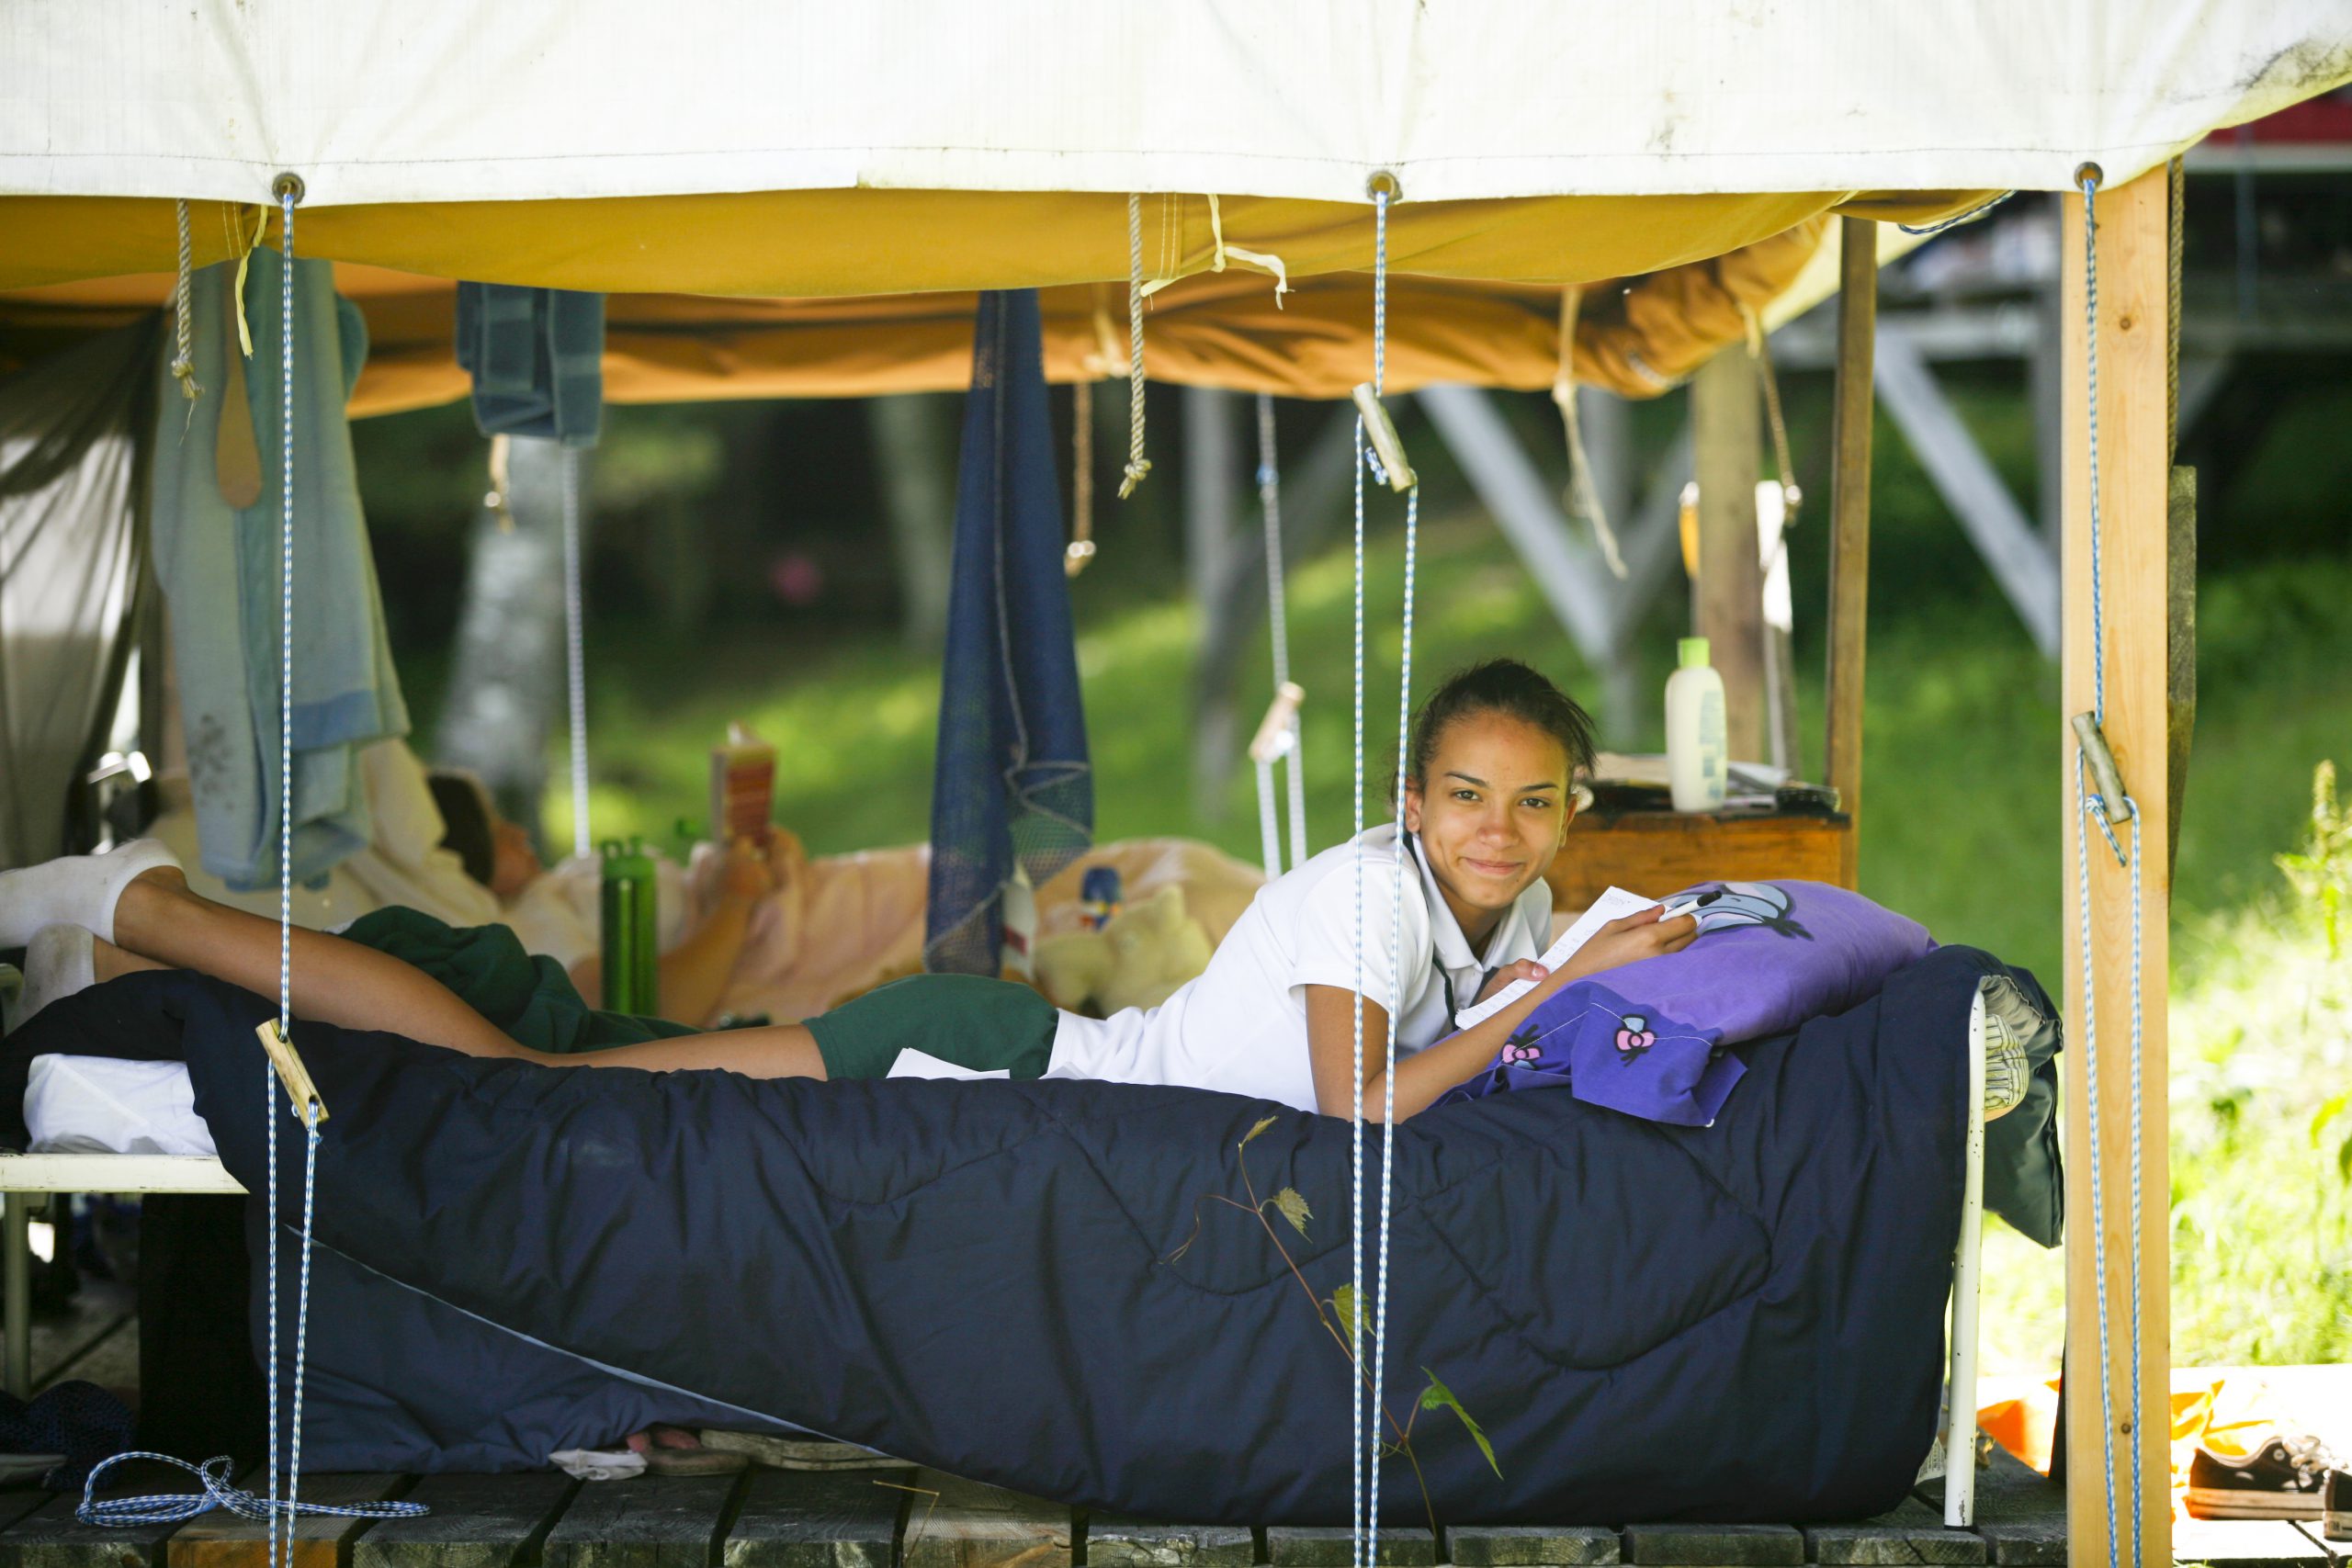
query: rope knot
1116 457 1152 499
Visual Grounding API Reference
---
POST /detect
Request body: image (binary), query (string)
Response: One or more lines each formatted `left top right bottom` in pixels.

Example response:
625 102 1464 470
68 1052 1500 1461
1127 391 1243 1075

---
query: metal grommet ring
2073 161 2104 193
1365 169 1403 203
271 172 307 206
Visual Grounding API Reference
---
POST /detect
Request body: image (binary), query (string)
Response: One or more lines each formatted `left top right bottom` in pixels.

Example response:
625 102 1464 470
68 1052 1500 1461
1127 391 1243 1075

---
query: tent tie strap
170 199 203 415
1117 194 1152 499
1552 286 1627 580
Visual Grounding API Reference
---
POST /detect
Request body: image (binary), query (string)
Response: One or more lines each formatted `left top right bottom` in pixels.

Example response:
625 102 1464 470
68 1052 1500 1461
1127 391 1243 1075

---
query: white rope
560 446 591 859
1117 195 1151 499
2071 164 2147 1568
269 184 295 1568
1366 186 1416 1568
1348 274 1369 1568
1257 392 1306 874
79 1451 424 1528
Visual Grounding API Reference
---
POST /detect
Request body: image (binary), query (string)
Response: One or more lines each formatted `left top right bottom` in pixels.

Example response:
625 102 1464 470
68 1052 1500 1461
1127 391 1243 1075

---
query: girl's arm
1304 905 1698 1122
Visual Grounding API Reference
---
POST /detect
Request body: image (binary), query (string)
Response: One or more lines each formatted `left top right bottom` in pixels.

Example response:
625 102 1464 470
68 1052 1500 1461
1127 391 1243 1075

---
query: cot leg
1945 986 1987 1528
4 1192 30 1399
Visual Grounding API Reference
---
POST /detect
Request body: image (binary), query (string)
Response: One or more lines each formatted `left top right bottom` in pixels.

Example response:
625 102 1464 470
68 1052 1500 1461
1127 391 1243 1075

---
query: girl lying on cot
0 660 1696 1122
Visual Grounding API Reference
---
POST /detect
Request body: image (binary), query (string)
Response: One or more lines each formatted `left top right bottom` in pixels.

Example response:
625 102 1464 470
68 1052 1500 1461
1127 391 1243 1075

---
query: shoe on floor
2324 1466 2351 1541
2184 1433 2341 1520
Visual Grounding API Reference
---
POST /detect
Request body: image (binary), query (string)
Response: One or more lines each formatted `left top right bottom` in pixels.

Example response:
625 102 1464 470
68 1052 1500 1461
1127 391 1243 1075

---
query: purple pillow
1436 881 1933 1125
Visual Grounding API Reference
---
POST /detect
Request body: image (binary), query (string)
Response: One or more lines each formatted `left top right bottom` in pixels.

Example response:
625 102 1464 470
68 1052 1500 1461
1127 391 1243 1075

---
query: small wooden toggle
2070 713 2137 823
255 1019 328 1124
1248 682 1306 764
1350 385 1417 492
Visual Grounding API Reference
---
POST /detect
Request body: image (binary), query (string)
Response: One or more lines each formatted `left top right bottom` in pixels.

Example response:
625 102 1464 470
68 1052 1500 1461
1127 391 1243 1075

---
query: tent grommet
2073 160 2104 191
1364 169 1402 203
271 171 306 206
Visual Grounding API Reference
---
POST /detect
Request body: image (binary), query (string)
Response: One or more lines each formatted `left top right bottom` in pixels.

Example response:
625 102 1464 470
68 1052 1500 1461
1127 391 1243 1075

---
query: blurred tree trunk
867 393 956 650
435 436 571 843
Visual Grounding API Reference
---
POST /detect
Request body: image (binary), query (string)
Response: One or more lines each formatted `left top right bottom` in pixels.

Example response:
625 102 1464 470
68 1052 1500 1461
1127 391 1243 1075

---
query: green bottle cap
1678 637 1712 670
600 837 654 879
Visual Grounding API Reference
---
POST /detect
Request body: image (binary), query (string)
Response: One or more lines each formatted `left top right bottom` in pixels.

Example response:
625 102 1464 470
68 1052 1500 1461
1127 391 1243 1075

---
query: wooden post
1823 218 1877 889
1690 348 1766 763
2060 166 2172 1568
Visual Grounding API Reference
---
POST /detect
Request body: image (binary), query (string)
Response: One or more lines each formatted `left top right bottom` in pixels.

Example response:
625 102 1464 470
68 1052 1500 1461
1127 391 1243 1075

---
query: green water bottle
599 837 659 1015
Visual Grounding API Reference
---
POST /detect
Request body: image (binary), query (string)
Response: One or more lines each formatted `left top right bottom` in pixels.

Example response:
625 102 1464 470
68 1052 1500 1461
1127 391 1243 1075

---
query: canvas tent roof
6 2 2347 300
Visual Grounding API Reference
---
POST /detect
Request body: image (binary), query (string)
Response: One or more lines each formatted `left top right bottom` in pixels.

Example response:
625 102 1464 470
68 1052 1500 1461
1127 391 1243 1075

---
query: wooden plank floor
0 1450 2328 1568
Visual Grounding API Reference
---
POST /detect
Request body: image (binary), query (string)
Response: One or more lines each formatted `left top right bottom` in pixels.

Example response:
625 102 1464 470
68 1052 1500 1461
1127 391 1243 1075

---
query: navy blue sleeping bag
9 944 2038 1524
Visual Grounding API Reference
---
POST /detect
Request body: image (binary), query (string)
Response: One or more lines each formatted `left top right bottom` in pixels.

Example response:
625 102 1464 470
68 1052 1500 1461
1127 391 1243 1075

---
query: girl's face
1402 712 1574 940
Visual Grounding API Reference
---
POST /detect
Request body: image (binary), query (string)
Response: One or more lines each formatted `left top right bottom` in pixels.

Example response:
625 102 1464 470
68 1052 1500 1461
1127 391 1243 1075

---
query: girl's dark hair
427 771 498 889
1398 659 1597 801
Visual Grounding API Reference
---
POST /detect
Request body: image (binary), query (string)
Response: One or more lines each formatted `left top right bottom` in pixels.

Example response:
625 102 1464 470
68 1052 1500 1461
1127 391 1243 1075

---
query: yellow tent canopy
0 202 1868 410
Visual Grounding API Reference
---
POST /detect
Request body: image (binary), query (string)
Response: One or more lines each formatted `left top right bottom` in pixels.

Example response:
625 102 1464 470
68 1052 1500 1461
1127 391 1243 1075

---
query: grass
526 514 2352 1372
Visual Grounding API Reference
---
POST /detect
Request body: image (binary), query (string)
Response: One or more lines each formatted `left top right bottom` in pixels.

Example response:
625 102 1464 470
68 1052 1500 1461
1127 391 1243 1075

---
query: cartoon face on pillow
1672 881 1812 941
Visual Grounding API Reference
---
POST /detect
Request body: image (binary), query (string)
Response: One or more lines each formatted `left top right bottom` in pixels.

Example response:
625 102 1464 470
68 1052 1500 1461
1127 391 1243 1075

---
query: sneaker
2184 1433 2341 1519
1981 994 2030 1121
2325 1467 2350 1542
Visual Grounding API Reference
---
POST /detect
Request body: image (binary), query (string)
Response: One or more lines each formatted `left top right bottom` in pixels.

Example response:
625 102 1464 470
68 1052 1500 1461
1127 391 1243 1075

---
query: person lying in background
424 771 775 1027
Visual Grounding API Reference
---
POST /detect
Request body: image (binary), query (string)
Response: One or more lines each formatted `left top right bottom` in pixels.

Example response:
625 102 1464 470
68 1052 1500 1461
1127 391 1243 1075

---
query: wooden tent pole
1823 218 1876 888
1690 346 1767 762
2060 167 2172 1568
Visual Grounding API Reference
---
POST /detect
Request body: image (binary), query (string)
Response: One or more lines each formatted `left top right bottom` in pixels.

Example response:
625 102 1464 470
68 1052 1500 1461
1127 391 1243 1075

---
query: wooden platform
0 1450 2330 1568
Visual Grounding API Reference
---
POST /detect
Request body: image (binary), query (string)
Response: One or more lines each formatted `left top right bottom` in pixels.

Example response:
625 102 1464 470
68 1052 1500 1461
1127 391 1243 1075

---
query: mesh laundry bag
923 290 1092 975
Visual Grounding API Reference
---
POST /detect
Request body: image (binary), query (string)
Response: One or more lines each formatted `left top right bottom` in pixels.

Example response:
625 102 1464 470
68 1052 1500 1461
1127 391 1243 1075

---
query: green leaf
1332 1284 1365 1355
1239 1116 1279 1150
2312 1093 2349 1147
2337 1132 2352 1186
1419 1367 1502 1479
1272 1188 1312 1237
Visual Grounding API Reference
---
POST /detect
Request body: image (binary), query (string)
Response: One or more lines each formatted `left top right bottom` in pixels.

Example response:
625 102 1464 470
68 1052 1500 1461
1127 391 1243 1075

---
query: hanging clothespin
483 434 515 532
1248 682 1306 764
1351 385 1415 492
255 1020 329 1126
2071 713 2135 867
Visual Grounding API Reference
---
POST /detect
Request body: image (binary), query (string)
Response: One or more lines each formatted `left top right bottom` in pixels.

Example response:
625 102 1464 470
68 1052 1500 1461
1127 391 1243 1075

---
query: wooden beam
1690 347 1767 763
2059 165 2173 1568
1824 217 1877 888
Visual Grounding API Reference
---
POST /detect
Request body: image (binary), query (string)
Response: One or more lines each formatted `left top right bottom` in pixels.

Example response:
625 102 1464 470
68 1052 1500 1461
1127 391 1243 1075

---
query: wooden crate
1546 807 1852 911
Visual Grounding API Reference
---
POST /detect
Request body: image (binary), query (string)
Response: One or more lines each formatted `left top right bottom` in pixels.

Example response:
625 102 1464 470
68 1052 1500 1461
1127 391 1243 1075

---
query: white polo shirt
1043 824 1553 1111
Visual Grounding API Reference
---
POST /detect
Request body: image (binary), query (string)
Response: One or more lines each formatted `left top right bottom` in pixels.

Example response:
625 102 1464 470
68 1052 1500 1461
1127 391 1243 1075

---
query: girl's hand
717 838 778 906
1473 959 1549 1006
1564 905 1699 981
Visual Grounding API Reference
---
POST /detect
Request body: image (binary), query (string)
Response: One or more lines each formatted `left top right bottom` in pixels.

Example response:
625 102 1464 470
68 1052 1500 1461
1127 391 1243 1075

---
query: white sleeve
1288 852 1434 1014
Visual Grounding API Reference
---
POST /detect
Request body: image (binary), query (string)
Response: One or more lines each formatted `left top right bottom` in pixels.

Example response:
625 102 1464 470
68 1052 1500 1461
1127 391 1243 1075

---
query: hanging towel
923 291 1093 976
149 249 409 892
455 284 605 446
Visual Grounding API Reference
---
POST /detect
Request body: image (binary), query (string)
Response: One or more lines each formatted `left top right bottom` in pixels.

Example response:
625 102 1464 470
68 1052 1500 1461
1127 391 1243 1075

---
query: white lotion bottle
1666 637 1727 813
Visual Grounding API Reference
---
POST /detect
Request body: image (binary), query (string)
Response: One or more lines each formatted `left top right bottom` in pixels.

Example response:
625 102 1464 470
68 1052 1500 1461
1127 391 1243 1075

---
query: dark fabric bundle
455 284 605 447
923 289 1091 975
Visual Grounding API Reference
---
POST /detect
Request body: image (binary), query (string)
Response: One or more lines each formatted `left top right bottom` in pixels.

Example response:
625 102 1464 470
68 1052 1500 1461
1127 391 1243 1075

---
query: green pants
804 974 1058 1081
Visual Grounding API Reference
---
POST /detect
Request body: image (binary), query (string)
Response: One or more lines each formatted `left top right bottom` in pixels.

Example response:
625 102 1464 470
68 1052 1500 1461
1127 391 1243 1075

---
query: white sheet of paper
1452 884 1658 1031
886 1048 1012 1081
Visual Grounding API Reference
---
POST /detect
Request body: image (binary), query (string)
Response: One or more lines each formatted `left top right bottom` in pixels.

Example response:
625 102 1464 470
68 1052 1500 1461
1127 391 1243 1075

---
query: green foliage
1272 1187 1312 1237
2273 761 2346 960
1333 1282 1364 1355
1419 1369 1501 1480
